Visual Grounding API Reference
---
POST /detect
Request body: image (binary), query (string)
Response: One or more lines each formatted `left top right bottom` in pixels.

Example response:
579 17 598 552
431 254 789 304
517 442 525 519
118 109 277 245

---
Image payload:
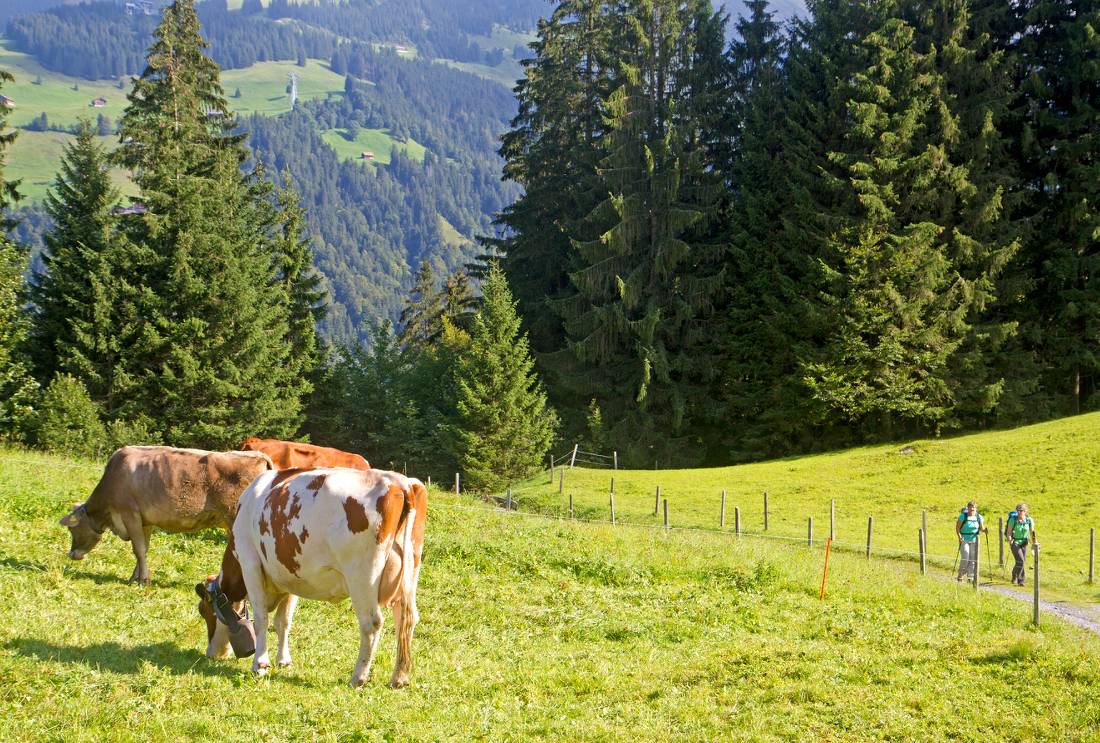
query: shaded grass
512 413 1100 606
1 447 1100 740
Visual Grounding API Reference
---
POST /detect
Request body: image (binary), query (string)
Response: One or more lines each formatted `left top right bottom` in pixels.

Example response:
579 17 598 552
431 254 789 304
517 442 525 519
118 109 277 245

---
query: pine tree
27 121 126 406
492 0 615 382
1013 0 1100 415
0 68 36 439
802 7 1016 439
112 0 316 447
450 264 557 492
553 0 727 465
397 260 443 352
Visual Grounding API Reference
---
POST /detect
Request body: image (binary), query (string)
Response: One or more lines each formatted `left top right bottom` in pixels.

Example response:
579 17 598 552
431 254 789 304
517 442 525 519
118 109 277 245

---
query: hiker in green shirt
1005 503 1037 586
956 501 987 581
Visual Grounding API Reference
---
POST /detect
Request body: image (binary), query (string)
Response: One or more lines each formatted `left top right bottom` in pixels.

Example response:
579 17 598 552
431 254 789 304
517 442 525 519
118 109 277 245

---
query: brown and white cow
238 437 370 471
197 468 427 688
59 446 274 584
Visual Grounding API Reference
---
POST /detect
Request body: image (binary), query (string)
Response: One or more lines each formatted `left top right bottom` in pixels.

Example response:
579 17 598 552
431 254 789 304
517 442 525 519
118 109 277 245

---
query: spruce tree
1013 0 1100 415
450 264 557 492
27 121 127 408
112 0 316 447
492 0 615 385
553 0 727 465
397 260 442 352
0 68 36 439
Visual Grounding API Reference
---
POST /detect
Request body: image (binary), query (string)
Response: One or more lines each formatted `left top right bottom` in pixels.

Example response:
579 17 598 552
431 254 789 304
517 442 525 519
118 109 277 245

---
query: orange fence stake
820 537 833 601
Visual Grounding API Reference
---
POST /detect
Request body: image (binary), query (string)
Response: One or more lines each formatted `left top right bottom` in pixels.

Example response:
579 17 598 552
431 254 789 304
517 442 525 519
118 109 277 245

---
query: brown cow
239 437 370 471
59 446 274 584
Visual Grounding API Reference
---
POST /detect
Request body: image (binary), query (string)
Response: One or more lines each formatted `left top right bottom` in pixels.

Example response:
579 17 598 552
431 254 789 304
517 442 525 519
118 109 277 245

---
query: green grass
0 41 133 130
220 58 345 117
6 130 136 203
514 412 1100 606
0 45 346 202
320 126 426 166
1 446 1100 740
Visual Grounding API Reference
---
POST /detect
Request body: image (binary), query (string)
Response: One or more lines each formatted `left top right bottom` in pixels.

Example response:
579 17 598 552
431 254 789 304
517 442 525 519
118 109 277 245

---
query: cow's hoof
277 660 292 669
253 662 270 677
388 675 410 689
350 675 367 689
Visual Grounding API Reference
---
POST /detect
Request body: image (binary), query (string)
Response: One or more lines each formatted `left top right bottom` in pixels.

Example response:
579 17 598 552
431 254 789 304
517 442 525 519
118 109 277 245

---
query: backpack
1007 512 1030 543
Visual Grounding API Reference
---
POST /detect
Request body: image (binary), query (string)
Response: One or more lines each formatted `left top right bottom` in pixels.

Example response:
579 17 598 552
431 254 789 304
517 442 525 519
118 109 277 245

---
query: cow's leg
345 553 389 688
238 557 272 676
272 594 298 668
389 594 418 688
120 511 151 585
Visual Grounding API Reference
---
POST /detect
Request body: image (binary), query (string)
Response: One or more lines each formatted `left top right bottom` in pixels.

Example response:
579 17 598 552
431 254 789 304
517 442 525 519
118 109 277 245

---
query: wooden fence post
1033 544 1040 626
558 469 564 495
663 499 669 533
427 476 431 488
654 485 661 516
720 489 726 528
548 454 553 483
735 507 741 537
506 488 512 510
610 477 614 496
922 510 927 553
830 498 835 541
764 491 769 531
919 529 926 575
807 516 813 547
569 492 574 519
613 451 618 470
569 444 579 468
610 492 616 525
455 472 460 495
1090 528 1095 585
866 517 873 558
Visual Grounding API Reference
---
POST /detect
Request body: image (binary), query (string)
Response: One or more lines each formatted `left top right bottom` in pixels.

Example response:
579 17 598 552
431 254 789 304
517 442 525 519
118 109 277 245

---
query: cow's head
58 502 105 560
195 575 254 659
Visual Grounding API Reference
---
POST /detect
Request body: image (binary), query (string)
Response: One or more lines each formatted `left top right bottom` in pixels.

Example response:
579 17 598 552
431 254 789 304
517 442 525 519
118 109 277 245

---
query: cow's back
110 446 272 531
235 468 418 602
239 438 369 470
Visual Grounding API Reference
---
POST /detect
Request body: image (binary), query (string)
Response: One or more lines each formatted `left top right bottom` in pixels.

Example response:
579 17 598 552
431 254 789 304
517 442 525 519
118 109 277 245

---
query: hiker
956 501 987 581
1005 503 1037 586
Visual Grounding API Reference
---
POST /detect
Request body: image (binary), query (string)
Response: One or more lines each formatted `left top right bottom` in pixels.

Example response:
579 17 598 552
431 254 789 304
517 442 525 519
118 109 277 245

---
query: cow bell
227 617 256 658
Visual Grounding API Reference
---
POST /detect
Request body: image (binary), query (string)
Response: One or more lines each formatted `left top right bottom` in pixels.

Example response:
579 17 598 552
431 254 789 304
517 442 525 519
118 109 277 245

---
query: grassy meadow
0 43 345 202
1 446 1100 740
513 412 1100 606
319 127 426 166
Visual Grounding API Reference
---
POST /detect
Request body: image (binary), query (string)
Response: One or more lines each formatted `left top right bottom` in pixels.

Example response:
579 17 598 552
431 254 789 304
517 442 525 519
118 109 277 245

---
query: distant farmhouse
0 94 15 108
113 203 148 216
91 97 108 108
360 151 375 161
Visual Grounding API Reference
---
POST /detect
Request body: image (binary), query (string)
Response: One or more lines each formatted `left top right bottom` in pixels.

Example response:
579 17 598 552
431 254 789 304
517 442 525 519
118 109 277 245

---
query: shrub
34 373 106 458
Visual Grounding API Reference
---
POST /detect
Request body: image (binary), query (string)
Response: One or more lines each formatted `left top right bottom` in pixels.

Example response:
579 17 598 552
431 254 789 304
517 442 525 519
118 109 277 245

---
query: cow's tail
395 482 422 668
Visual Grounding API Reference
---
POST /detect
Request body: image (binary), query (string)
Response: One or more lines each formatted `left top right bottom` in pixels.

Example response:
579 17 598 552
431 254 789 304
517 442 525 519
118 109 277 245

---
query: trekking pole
952 540 961 576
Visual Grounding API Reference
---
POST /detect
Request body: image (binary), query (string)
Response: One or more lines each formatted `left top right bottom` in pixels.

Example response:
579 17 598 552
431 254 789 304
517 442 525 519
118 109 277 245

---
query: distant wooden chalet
91 97 108 108
0 95 15 107
360 151 375 161
113 203 148 216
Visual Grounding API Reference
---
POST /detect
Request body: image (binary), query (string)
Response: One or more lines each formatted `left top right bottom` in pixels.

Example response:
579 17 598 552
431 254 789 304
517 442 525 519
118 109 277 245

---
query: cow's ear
195 583 208 599
59 512 79 527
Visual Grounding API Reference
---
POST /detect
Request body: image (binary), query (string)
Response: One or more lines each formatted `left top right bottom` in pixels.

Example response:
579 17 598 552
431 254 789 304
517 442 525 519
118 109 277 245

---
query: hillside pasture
1 447 1099 740
513 412 1100 606
320 126 426 166
6 130 134 203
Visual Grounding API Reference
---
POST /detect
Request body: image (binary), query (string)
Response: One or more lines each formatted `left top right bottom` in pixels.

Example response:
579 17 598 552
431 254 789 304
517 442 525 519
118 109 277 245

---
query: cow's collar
206 577 248 629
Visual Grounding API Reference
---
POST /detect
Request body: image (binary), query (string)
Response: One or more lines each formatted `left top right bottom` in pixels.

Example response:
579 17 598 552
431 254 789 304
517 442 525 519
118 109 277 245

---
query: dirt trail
977 582 1100 635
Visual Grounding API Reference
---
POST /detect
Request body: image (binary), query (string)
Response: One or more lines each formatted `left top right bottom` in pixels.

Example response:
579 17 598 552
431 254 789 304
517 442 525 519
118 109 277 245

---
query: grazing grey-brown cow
59 446 274 584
